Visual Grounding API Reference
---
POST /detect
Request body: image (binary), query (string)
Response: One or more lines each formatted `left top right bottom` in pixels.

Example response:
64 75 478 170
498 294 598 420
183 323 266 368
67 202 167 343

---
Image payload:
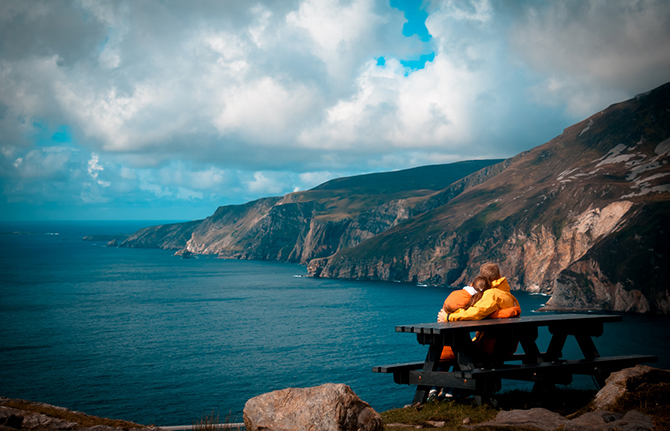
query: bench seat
374 354 657 388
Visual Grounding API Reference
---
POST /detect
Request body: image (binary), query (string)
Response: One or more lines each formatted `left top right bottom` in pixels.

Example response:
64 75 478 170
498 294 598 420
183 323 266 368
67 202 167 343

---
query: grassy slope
311 160 504 195
286 159 504 220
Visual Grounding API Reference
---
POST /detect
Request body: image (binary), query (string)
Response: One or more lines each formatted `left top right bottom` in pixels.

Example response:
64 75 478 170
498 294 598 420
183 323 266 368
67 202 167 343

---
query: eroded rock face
0 397 156 431
593 365 670 411
243 383 382 431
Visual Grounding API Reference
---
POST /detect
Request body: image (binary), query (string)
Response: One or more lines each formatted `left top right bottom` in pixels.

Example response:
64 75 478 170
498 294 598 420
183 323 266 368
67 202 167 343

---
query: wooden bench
373 314 657 404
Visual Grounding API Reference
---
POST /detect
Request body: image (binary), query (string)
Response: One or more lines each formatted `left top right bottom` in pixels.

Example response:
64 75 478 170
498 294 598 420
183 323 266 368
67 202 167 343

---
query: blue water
1 221 668 425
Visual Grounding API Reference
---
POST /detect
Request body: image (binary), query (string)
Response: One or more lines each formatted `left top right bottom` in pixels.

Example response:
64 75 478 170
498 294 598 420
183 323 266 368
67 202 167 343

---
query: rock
0 406 78 430
564 410 653 431
243 383 383 431
425 420 445 427
0 398 157 431
0 407 25 428
469 407 654 431
174 249 195 258
593 365 670 410
105 239 118 247
469 408 568 431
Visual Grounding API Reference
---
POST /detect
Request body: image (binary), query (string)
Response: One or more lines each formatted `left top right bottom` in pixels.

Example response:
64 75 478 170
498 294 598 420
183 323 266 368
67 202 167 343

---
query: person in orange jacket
438 263 521 323
429 264 521 400
438 262 521 358
442 275 492 314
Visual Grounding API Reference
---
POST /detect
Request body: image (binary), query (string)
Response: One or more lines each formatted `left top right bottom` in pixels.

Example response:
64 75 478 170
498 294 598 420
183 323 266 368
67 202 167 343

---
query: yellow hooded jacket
447 277 520 321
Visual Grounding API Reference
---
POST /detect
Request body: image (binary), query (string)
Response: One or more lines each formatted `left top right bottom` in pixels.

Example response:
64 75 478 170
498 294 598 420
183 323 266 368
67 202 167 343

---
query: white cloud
1 0 669 219
510 0 670 116
87 153 103 179
286 0 386 81
247 172 285 195
10 147 72 179
298 171 338 189
176 187 203 200
427 0 493 23
190 167 226 190
211 76 317 142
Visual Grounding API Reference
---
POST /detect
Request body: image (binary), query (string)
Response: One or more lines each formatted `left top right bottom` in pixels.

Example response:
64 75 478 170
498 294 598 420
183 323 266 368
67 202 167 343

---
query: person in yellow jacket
437 263 521 358
429 263 521 400
438 263 520 322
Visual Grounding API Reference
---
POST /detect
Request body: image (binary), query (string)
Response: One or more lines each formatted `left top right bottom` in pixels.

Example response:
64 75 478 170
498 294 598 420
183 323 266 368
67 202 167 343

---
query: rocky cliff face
120 160 501 263
120 220 203 250
308 82 670 313
121 83 670 314
545 201 670 313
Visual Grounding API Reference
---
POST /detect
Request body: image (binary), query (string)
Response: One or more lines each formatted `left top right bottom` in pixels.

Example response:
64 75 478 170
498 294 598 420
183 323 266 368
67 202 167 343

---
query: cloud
246 172 286 195
0 0 669 220
510 0 670 116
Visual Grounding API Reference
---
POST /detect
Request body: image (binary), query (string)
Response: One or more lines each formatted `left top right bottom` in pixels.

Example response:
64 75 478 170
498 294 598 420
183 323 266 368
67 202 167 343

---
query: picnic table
373 314 657 405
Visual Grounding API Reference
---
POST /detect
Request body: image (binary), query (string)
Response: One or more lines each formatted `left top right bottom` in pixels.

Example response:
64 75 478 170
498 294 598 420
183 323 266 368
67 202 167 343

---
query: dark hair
466 275 492 308
480 263 501 282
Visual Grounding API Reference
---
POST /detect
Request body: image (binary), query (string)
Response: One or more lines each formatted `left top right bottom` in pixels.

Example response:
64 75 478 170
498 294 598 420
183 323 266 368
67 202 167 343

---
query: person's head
466 275 492 308
480 263 501 282
471 275 492 293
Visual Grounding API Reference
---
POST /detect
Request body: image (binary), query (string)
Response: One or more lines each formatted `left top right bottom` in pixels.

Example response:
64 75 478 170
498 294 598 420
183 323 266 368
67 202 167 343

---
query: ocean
1 221 668 426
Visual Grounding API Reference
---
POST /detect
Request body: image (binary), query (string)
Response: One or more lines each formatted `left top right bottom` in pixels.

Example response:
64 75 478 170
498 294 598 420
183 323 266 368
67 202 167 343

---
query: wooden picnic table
373 314 657 405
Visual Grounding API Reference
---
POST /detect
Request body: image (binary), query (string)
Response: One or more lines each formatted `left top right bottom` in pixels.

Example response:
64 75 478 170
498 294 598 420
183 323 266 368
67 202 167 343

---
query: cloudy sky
1 0 669 221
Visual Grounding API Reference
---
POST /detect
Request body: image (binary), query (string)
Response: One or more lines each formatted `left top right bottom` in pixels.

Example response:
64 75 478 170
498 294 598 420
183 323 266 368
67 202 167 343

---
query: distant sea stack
122 82 670 314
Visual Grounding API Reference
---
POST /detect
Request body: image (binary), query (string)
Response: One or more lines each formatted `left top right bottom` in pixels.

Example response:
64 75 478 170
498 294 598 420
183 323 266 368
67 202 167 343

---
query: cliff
120 160 502 262
121 82 670 314
308 82 670 313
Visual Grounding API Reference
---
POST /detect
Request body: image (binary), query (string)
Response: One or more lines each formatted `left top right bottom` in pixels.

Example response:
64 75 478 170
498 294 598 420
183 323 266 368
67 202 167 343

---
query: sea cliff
120 82 670 314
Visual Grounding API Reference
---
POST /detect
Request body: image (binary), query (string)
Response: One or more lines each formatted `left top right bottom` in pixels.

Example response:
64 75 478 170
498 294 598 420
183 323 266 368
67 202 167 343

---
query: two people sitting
437 262 520 323
428 263 521 400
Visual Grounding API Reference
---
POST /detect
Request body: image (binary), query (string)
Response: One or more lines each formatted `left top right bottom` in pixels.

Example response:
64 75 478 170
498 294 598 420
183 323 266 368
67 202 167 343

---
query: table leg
545 333 568 361
575 334 600 360
519 339 542 365
412 342 443 404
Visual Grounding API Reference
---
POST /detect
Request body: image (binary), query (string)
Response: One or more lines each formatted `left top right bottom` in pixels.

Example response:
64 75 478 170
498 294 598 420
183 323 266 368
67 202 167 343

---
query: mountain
121 82 670 314
308 82 670 313
120 159 504 263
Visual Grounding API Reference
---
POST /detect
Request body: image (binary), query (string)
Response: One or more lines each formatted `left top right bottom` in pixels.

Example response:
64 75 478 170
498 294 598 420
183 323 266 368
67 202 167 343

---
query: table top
396 313 623 334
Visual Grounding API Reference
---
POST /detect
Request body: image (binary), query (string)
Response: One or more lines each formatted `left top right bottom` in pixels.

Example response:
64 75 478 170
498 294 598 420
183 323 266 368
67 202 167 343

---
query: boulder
1 406 78 430
564 410 653 431
243 383 383 431
593 365 670 410
470 408 654 431
469 408 568 431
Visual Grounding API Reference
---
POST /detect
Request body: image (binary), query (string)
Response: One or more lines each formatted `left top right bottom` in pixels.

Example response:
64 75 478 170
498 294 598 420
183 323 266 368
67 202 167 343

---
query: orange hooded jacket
440 277 521 361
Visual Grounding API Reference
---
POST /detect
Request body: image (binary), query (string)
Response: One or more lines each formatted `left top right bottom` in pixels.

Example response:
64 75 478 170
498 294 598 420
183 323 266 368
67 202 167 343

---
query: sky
1 0 669 221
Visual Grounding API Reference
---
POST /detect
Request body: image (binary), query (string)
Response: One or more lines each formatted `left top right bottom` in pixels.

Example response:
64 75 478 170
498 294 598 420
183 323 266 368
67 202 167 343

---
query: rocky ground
2 365 669 431
0 397 160 431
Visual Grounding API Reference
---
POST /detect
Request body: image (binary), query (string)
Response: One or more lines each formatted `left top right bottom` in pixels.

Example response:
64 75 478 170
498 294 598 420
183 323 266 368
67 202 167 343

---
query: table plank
396 313 622 335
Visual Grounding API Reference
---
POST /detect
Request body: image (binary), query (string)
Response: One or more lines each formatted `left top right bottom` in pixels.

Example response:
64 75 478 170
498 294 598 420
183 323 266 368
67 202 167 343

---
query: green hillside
312 160 503 195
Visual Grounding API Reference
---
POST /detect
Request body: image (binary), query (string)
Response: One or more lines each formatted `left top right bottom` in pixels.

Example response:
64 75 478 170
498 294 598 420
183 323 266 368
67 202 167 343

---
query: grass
192 410 244 431
379 388 598 430
381 398 498 430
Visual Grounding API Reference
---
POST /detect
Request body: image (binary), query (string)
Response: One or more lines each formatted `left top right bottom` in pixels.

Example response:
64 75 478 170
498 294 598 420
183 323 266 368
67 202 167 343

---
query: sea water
1 221 669 425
